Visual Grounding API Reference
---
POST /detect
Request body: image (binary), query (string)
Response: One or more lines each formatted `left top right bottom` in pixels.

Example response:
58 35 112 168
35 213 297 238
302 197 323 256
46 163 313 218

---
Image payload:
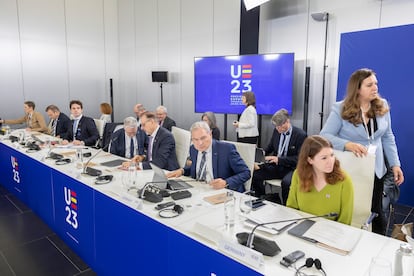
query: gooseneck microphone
237 212 338 256
82 136 118 176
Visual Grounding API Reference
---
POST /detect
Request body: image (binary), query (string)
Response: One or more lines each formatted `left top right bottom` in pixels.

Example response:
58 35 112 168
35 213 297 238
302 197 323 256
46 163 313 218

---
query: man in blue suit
110 117 146 159
135 111 179 171
168 121 250 192
62 100 99 146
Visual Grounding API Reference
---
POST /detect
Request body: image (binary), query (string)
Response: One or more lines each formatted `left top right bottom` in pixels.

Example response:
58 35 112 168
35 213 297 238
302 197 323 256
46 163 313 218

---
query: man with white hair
110 117 147 159
155 105 176 131
167 121 250 192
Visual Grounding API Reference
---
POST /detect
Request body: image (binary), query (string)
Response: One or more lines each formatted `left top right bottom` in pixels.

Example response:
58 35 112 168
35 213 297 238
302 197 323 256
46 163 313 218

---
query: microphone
237 212 338 256
82 136 119 176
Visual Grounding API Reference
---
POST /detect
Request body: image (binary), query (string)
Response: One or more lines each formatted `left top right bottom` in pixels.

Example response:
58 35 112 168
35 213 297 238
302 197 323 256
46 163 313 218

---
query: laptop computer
150 163 193 190
255 147 266 164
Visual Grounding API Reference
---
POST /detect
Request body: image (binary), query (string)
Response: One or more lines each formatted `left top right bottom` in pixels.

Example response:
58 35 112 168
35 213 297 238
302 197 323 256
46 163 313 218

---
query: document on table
289 219 361 255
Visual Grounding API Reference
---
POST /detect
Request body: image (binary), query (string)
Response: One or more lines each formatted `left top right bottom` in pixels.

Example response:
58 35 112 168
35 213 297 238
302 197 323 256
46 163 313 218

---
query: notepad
288 219 361 255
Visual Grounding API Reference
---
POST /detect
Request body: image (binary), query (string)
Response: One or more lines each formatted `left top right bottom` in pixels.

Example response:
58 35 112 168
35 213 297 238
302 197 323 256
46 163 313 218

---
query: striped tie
197 151 207 181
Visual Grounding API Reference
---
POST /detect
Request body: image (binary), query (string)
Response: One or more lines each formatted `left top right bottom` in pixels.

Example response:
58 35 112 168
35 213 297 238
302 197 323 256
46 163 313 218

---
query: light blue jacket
320 100 400 178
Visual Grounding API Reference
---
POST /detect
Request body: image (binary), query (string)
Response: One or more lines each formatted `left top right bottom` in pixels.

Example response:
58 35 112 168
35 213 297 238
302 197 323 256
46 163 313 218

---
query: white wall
1 0 414 143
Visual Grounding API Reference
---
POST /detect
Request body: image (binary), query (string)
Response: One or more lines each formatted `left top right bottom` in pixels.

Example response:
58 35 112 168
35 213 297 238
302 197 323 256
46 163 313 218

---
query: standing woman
233 91 259 144
286 135 354 225
100 102 112 123
202 111 220 140
320 68 404 234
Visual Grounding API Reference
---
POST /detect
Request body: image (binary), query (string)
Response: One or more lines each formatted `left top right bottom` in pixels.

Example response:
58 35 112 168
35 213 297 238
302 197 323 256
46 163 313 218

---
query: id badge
367 144 377 155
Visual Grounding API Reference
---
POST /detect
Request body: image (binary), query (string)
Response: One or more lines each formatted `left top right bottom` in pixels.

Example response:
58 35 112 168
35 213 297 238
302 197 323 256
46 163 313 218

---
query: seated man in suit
156 105 176 131
110 117 146 159
0 101 48 133
45 105 71 139
251 109 307 203
62 100 99 146
167 121 251 192
130 111 179 171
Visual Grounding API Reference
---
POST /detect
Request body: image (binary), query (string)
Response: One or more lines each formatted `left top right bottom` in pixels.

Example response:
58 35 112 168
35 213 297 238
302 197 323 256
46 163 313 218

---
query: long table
0 134 405 275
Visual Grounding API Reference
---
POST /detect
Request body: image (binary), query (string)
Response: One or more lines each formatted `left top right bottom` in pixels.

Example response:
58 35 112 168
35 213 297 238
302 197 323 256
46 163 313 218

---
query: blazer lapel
212 141 218 178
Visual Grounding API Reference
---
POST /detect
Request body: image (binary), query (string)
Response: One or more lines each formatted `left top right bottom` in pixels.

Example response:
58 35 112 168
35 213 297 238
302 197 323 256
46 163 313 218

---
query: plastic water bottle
224 191 235 231
76 148 84 170
394 243 414 276
128 161 137 187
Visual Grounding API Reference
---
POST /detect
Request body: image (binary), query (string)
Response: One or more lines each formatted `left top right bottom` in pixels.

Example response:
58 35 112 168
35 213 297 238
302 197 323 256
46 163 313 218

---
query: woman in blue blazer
320 68 404 235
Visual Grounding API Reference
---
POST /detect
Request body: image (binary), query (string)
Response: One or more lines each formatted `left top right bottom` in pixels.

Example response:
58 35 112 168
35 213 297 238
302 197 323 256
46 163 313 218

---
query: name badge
367 144 377 155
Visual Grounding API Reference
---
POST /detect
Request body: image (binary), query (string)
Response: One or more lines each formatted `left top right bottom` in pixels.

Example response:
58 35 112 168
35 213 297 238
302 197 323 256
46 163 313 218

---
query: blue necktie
130 138 134 158
73 119 79 139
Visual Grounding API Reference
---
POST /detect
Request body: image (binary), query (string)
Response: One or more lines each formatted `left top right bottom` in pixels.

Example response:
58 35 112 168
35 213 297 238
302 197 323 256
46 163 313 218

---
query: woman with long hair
320 68 404 233
286 135 354 225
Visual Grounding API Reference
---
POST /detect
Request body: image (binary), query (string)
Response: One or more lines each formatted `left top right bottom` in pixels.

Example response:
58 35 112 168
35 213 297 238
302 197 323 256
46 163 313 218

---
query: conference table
0 131 405 275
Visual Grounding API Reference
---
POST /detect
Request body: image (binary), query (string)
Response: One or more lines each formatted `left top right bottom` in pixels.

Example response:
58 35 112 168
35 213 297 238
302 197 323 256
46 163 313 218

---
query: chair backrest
334 150 376 229
93 119 106 148
171 126 191 168
101 122 123 151
223 140 255 191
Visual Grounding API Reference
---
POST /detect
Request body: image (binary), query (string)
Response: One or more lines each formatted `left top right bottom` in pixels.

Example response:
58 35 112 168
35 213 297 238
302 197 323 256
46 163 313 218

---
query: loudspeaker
152 71 168 82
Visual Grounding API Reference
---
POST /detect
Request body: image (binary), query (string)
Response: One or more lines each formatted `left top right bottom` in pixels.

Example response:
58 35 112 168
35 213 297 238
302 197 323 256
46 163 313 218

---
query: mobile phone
247 199 266 210
280 250 305 267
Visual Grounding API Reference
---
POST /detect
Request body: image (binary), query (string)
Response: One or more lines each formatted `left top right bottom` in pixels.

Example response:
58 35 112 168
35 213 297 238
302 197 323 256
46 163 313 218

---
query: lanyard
361 109 374 143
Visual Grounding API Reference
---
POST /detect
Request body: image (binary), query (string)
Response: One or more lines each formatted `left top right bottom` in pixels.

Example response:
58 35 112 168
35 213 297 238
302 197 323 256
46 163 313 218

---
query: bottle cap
399 243 413 254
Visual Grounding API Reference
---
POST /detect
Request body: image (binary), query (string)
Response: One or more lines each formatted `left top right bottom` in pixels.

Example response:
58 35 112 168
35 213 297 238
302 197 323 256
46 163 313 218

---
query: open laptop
150 163 193 190
255 147 266 164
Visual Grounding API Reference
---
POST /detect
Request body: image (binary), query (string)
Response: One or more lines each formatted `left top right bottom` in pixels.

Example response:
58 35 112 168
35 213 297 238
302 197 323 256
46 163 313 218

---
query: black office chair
101 122 122 151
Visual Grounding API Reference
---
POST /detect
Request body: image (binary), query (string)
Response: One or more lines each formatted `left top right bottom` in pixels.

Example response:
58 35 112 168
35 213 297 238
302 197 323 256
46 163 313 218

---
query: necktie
147 136 153 161
197 151 207 181
130 138 134 158
278 133 286 157
73 119 79 139
51 119 57 136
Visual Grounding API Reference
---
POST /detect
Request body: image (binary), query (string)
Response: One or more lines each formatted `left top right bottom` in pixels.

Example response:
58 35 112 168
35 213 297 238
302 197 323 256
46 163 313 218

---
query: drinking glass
239 192 253 218
368 257 392 276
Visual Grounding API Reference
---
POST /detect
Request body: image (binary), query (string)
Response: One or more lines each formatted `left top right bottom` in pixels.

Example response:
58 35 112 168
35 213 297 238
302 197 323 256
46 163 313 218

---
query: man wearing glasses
251 108 307 204
133 111 179 171
167 121 250 192
110 117 147 159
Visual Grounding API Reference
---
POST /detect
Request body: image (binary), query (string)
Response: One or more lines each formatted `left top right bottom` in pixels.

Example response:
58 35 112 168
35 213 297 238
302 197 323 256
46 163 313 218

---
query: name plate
218 238 264 270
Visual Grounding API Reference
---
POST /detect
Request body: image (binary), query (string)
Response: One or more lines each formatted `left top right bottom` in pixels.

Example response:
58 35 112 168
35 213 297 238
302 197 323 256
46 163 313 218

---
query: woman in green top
286 135 354 225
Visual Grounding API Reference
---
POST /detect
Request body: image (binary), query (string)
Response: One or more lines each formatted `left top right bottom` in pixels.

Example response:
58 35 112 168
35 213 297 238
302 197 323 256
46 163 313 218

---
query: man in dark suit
62 100 99 146
134 111 179 171
167 121 250 192
251 109 307 203
156 105 176 131
45 105 71 139
110 117 146 159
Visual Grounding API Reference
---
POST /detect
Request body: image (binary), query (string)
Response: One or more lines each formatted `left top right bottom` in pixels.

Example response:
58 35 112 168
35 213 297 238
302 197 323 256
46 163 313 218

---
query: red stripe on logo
71 203 77 210
242 74 252 78
70 190 77 197
242 64 252 68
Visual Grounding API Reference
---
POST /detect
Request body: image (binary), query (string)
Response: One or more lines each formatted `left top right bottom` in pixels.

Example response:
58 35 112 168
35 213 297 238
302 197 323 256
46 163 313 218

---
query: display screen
194 53 294 115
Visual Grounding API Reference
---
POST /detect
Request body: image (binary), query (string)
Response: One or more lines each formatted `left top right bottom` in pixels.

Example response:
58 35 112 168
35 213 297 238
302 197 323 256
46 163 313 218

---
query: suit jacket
184 140 251 192
142 126 179 171
211 127 220 140
160 116 176 131
320 100 400 178
50 112 71 139
5 111 48 133
264 125 307 169
110 128 146 158
68 116 99 146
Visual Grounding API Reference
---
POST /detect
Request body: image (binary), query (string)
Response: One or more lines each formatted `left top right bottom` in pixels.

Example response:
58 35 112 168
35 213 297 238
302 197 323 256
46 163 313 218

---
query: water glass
239 192 253 217
368 257 392 276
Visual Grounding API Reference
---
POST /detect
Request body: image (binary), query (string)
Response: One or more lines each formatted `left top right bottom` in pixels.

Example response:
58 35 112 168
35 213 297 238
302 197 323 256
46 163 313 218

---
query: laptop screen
150 163 168 189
